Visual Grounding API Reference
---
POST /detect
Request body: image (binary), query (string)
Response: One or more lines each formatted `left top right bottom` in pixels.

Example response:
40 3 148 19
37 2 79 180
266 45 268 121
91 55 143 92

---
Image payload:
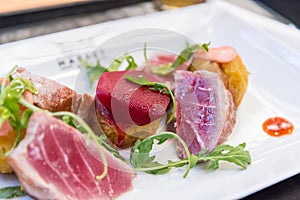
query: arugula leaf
198 143 251 170
125 56 138 70
130 132 190 176
0 71 38 154
108 55 138 71
131 134 175 168
20 109 33 128
0 106 13 127
97 135 126 162
170 44 202 70
146 43 210 75
81 55 138 86
201 42 211 52
0 186 26 198
0 78 37 104
130 132 251 178
143 43 149 66
61 115 86 133
81 59 108 85
124 75 176 123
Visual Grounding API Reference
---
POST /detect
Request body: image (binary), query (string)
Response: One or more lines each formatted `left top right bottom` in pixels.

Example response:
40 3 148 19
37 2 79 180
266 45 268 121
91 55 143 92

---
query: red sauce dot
262 117 294 137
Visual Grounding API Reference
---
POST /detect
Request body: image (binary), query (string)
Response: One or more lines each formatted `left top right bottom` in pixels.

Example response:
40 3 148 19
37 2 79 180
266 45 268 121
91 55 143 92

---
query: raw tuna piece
7 112 135 200
174 70 236 158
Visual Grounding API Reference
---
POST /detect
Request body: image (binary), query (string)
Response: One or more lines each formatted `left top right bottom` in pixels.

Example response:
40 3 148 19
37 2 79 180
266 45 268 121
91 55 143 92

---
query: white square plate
1 1 300 199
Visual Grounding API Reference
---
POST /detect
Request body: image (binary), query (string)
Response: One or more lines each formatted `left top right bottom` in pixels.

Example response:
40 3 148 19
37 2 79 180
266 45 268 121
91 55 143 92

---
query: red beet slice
95 70 170 127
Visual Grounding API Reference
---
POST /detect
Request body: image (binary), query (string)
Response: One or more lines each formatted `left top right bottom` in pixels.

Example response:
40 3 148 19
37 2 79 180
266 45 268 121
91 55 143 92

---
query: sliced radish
208 46 237 63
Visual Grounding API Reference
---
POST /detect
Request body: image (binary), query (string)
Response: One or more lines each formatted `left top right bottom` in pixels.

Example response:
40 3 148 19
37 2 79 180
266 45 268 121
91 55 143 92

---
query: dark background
0 0 299 28
257 0 300 28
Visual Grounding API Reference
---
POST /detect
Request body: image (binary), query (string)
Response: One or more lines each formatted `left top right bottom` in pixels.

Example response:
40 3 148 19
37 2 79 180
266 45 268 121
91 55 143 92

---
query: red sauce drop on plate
262 117 294 137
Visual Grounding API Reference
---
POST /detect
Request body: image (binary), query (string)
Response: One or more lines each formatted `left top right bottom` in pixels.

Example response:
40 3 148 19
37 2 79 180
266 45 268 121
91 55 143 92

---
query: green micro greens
201 41 211 52
124 74 176 124
130 132 251 178
0 186 26 199
107 55 138 71
145 42 211 75
0 66 38 155
81 59 108 85
143 43 149 67
81 55 138 87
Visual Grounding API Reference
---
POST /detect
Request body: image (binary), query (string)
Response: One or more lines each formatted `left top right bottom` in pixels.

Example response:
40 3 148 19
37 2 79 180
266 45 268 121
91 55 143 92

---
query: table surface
1 0 300 199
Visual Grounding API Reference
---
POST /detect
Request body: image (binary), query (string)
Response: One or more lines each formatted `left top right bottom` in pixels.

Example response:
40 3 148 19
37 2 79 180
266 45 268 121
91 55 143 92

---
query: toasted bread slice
220 55 249 106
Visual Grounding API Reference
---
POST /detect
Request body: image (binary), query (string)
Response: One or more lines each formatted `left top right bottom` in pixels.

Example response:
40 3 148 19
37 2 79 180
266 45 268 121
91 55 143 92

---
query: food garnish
0 186 26 198
81 54 138 86
145 43 210 75
0 66 37 155
81 60 108 85
207 46 237 63
262 117 294 137
125 74 176 123
0 67 124 180
130 132 251 178
108 55 138 71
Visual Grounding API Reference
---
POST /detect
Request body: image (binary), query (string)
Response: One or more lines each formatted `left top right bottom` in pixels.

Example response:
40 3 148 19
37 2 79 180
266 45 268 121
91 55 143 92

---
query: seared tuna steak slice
13 67 74 112
174 70 236 158
12 67 102 135
8 112 135 200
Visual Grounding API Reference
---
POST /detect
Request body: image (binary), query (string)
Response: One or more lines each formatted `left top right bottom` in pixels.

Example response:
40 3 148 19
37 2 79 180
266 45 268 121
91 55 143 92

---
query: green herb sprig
0 186 26 199
124 74 176 124
169 44 203 70
0 66 38 155
130 132 251 178
146 42 211 75
108 55 138 71
81 55 138 87
81 60 108 85
201 42 211 52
